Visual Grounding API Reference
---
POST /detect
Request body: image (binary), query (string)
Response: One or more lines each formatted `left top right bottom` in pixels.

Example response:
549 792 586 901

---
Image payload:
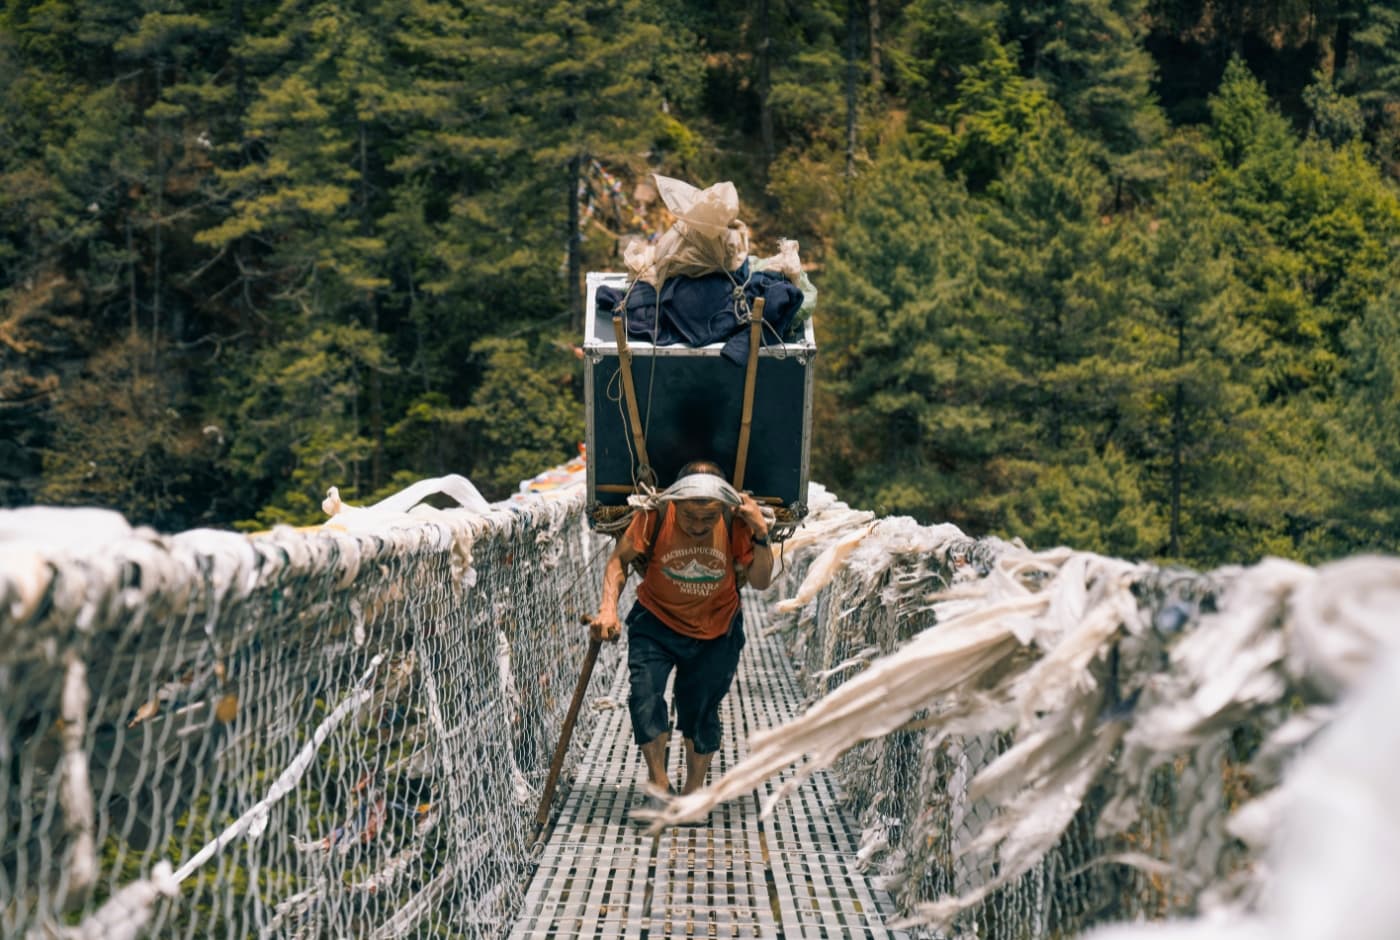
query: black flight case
583 272 816 542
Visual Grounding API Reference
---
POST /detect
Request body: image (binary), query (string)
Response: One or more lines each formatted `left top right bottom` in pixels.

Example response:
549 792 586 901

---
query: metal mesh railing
4 477 1396 939
1 492 615 938
736 485 1398 938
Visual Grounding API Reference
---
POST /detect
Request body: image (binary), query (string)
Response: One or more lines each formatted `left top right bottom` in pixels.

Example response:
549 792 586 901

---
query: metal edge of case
796 320 815 523
582 274 613 525
584 359 598 522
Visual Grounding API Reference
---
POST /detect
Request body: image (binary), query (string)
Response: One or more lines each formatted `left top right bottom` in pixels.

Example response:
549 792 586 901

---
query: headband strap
660 473 741 506
626 473 740 513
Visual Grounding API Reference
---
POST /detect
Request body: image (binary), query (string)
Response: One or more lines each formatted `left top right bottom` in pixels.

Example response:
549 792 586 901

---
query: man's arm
591 530 642 642
735 494 775 590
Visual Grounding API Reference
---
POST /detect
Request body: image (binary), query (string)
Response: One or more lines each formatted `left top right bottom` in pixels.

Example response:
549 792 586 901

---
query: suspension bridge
2 471 1397 939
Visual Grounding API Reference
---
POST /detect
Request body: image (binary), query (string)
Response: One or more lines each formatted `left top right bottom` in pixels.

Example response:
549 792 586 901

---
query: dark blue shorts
626 602 745 755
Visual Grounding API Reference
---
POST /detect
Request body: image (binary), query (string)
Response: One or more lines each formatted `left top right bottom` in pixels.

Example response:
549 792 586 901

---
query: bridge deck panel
507 591 906 939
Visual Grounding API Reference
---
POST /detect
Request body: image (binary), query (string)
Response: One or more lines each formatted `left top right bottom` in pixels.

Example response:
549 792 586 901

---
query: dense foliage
3 0 1397 565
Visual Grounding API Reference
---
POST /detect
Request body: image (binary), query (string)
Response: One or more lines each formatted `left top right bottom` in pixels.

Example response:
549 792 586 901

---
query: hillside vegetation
3 0 1398 566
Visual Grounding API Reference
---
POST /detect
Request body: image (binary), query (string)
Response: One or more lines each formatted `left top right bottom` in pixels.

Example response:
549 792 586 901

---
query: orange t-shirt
628 506 755 640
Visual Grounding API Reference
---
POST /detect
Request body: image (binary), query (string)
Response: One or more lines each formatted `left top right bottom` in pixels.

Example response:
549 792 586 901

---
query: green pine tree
197 0 397 314
198 0 410 503
460 335 585 499
3 0 238 526
1321 271 1400 555
1209 58 1400 398
819 145 1000 527
449 0 700 330
1107 179 1268 564
974 112 1171 555
1000 444 1165 558
979 112 1113 456
218 321 391 528
1345 1 1400 174
888 0 1050 190
1207 57 1327 400
1005 0 1167 202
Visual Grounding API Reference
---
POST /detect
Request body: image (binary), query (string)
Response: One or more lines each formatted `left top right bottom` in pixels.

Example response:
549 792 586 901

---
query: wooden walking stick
533 627 604 842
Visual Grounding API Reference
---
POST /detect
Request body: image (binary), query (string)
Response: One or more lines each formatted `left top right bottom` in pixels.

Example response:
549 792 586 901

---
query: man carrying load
588 461 774 806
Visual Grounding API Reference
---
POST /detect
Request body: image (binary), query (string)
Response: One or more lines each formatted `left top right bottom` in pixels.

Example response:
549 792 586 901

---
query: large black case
583 272 816 537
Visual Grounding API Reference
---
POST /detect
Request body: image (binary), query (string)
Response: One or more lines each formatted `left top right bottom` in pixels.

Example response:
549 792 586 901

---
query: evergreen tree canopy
3 0 1399 568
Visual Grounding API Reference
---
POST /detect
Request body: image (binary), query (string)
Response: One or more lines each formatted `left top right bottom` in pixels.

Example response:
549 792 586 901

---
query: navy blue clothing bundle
595 266 804 366
625 602 745 754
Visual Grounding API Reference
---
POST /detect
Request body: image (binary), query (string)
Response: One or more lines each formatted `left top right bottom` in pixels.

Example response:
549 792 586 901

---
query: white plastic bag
632 175 751 285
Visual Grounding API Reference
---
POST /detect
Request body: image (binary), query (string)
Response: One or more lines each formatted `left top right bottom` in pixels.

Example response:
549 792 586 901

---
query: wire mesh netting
735 484 1399 938
1 494 615 938
4 478 1397 939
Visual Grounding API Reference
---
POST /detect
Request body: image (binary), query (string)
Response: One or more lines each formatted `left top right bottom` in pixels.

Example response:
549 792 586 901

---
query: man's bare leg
639 732 671 792
681 737 713 795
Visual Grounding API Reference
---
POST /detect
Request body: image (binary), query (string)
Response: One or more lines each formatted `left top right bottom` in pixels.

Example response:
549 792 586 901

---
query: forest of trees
3 0 1398 568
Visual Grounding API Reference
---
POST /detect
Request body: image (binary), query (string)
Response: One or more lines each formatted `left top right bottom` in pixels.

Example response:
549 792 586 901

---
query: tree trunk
352 376 362 495
408 267 430 394
232 0 245 94
758 0 775 165
368 300 384 490
1333 7 1354 78
231 0 248 337
151 59 164 372
127 220 140 378
359 122 384 490
845 0 859 193
868 0 881 88
1169 313 1185 557
568 153 583 333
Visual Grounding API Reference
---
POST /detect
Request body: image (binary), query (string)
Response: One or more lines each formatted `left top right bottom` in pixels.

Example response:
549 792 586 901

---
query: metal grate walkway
511 592 909 939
